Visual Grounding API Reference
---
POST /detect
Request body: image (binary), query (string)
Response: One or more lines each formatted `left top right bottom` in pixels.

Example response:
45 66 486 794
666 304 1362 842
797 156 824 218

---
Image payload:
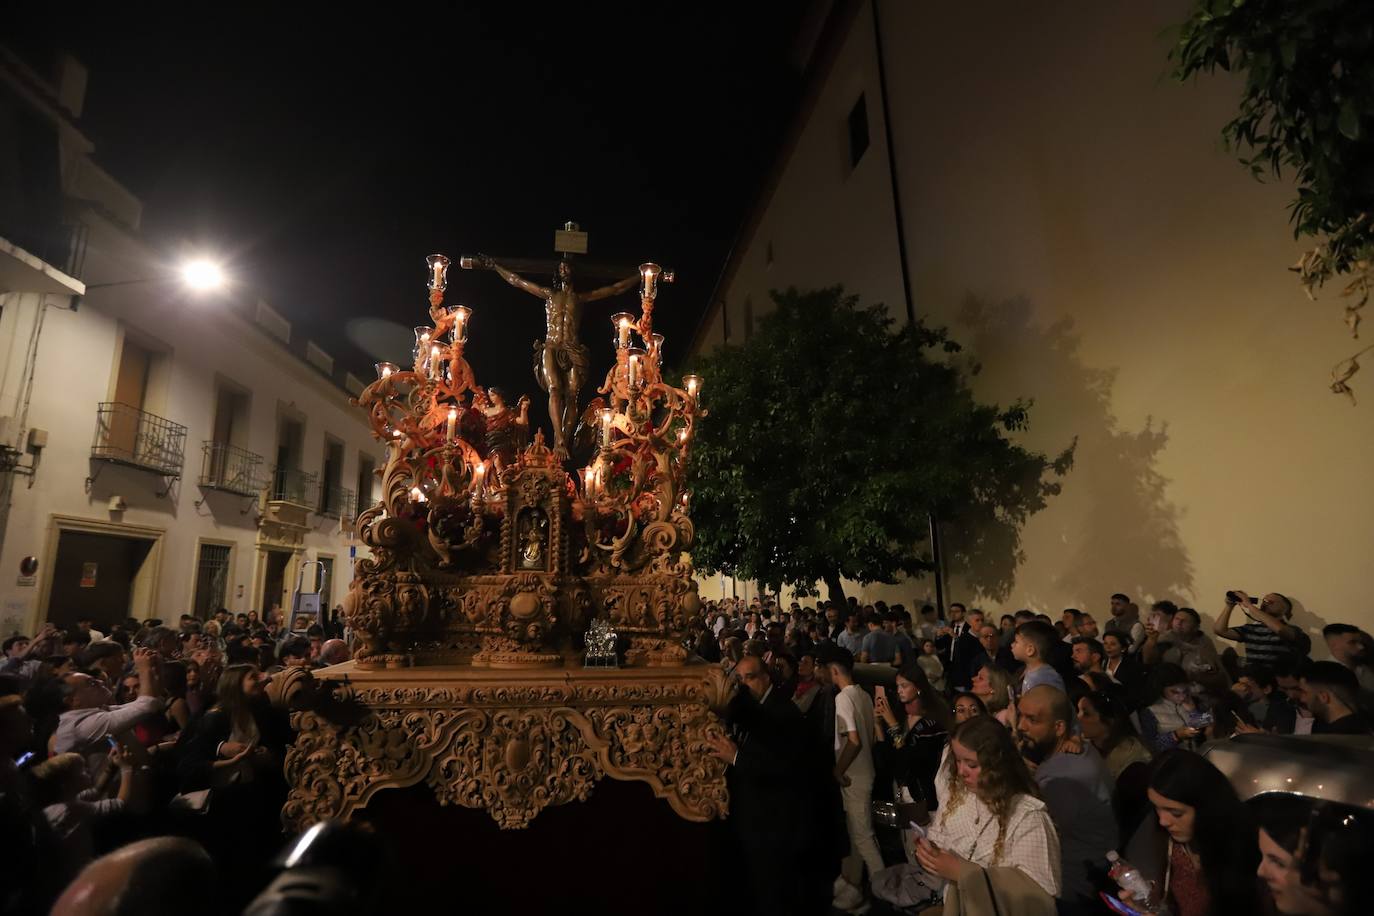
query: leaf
1338 99 1361 141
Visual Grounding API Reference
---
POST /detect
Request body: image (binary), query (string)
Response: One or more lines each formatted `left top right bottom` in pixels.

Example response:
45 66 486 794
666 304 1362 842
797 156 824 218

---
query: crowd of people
696 591 1374 915
3 590 1371 914
0 608 349 914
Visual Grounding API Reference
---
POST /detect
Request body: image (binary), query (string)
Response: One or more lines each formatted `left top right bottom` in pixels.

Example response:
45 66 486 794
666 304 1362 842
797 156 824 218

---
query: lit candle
678 428 688 444
429 344 442 379
628 354 640 389
410 486 426 504
375 362 397 380
683 375 702 399
426 254 451 291
451 305 471 343
601 408 612 446
473 463 486 501
583 467 595 498
611 313 634 349
446 406 457 442
640 263 661 300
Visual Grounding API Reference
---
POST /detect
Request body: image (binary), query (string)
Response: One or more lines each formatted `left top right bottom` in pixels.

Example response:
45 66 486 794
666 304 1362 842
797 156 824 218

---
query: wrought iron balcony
270 466 319 507
90 402 187 477
318 484 356 520
199 442 265 497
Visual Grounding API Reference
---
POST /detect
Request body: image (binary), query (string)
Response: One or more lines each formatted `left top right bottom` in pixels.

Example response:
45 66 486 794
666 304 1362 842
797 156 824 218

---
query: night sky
11 4 804 400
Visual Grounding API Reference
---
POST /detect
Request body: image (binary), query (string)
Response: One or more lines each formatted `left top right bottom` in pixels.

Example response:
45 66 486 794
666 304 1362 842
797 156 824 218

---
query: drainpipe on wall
872 0 946 617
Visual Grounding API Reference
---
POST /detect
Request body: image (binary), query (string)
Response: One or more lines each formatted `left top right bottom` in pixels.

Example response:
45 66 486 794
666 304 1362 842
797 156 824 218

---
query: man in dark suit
708 654 840 916
944 608 990 692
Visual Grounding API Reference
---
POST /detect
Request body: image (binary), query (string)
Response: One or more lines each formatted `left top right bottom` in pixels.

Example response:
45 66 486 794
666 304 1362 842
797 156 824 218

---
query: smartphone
1099 892 1147 916
106 736 118 749
908 821 927 840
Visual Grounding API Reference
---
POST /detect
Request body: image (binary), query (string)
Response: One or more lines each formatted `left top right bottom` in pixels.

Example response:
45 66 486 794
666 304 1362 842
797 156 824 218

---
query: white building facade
689 1 1374 638
0 49 380 635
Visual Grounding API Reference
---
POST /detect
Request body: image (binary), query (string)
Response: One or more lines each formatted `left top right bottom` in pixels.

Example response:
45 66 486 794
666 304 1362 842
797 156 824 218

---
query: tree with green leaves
685 287 1073 604
1172 0 1374 400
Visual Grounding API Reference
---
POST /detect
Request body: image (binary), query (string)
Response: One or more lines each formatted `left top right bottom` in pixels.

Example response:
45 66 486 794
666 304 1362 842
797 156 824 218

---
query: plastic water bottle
1106 851 1156 908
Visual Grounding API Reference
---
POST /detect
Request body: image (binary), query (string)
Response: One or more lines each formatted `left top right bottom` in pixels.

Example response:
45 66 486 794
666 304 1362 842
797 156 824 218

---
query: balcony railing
91 403 187 476
270 466 318 507
318 485 356 519
198 442 265 497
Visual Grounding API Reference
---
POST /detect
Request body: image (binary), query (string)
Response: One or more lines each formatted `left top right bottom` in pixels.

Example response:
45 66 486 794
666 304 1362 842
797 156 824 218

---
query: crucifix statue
461 226 642 461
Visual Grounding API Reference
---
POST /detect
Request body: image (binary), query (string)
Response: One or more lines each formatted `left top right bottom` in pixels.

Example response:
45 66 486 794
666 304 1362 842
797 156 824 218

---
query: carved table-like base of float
282 659 731 832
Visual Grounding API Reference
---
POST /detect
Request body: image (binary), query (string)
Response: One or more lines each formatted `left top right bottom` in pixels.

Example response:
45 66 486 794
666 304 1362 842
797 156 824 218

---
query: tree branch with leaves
1172 0 1374 401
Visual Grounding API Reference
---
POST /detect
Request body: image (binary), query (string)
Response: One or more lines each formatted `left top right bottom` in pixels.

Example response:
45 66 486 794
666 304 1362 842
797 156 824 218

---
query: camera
1225 590 1257 604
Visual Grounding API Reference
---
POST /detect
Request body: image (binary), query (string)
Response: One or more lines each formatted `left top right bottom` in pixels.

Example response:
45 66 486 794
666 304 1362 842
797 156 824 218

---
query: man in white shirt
829 647 882 911
52 648 162 780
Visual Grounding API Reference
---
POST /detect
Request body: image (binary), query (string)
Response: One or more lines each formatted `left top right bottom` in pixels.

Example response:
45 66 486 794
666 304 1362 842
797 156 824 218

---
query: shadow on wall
941 296 1194 611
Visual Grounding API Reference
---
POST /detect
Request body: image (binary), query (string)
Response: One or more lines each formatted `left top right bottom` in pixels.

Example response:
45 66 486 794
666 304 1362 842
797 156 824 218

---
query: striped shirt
1234 622 1294 667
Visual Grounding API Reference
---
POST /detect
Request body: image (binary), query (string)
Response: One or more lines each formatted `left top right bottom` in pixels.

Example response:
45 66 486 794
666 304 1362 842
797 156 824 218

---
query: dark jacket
726 686 843 915
175 700 290 793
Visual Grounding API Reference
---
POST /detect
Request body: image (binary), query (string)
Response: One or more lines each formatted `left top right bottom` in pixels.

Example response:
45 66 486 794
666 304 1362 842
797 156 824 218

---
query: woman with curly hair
914 715 1061 902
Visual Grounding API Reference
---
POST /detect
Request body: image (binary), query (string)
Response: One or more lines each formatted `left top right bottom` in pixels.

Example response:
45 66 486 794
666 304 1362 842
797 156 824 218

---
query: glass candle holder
611 313 635 349
375 361 398 380
640 263 662 300
450 305 471 343
414 327 435 371
426 254 451 291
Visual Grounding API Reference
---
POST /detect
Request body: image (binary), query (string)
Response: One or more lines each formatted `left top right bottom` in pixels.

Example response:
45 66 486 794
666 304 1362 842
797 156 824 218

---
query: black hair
1015 620 1058 659
1148 750 1261 912
1079 689 1141 756
80 642 125 667
1071 636 1105 659
1303 660 1360 708
278 637 311 664
826 646 855 673
2 635 28 654
1323 623 1362 638
1144 662 1190 705
1110 593 1130 603
1151 600 1179 615
1174 606 1202 626
1102 629 1133 650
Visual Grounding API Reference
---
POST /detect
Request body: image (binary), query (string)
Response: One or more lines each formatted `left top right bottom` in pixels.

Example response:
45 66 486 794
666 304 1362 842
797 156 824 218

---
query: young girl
917 638 945 692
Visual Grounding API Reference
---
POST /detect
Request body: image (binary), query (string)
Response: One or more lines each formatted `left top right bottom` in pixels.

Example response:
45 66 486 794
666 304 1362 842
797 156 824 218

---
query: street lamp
180 259 226 291
72 257 230 309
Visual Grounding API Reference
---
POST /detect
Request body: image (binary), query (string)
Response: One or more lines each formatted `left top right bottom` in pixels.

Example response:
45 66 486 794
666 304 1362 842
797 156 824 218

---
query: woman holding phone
875 665 952 817
912 716 1061 903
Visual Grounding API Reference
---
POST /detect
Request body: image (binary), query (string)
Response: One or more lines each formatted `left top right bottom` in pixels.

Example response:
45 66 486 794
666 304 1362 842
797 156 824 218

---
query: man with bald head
51 837 215 916
316 639 351 667
1017 685 1116 909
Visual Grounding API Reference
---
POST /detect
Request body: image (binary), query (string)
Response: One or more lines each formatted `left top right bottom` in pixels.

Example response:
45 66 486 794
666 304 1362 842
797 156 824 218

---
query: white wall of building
0 54 380 636
691 1 1374 645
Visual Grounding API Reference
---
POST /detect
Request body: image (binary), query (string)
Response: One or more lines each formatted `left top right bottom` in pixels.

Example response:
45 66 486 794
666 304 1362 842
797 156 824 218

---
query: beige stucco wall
694 1 1373 647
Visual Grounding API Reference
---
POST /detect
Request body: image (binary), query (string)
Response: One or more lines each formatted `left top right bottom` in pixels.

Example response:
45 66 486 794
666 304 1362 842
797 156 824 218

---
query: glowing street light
180 259 226 291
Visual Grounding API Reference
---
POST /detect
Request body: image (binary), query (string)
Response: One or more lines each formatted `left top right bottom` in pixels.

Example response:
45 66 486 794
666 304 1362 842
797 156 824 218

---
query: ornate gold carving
282 666 729 832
